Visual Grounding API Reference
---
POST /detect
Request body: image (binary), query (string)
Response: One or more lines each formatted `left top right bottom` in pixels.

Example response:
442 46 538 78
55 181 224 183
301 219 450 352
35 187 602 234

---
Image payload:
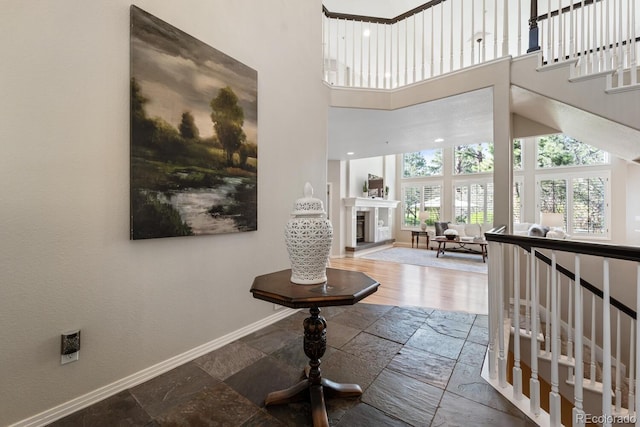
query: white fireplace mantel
343 198 399 249
343 197 400 209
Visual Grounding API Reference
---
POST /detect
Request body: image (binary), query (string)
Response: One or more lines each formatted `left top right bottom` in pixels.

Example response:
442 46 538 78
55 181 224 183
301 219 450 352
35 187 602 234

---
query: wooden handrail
485 231 640 263
485 228 639 319
322 0 447 25
536 0 602 22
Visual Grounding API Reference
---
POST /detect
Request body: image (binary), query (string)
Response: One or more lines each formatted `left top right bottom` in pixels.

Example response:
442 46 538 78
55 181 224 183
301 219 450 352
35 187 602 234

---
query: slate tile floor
50 304 536 426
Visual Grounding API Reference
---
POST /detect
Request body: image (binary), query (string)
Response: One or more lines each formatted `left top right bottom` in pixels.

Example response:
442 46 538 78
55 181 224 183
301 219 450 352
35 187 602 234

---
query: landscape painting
130 6 257 240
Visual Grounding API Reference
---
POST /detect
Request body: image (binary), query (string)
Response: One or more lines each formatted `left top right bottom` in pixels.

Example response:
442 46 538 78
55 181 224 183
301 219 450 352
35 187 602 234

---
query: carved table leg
264 306 362 427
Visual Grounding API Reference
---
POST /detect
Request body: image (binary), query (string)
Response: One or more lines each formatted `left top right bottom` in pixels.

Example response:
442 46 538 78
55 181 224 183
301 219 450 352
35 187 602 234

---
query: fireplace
356 213 365 243
343 197 399 253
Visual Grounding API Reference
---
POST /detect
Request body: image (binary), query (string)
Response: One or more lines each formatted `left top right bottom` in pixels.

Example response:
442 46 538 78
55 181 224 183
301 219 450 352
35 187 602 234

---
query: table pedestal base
265 376 362 426
264 306 362 427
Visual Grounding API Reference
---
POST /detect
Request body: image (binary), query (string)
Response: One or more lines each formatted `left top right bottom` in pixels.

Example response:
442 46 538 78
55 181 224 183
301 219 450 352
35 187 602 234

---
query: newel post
527 0 541 52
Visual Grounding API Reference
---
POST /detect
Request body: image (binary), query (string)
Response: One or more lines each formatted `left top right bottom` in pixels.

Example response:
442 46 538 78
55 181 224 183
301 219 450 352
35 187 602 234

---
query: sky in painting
130 6 257 143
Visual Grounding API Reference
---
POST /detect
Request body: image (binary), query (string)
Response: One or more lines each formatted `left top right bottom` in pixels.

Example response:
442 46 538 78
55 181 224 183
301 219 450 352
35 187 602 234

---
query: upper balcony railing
322 0 639 91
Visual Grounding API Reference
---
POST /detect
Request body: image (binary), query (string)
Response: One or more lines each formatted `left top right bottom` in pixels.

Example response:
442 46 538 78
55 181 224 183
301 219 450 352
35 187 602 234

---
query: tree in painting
211 87 246 167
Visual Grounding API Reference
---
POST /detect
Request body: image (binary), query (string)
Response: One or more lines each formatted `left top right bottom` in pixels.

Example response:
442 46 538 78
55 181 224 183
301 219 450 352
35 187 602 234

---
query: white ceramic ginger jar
284 182 333 284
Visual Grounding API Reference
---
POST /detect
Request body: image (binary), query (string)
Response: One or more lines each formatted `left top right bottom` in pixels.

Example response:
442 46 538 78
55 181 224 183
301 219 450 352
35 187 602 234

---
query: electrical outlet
61 330 80 365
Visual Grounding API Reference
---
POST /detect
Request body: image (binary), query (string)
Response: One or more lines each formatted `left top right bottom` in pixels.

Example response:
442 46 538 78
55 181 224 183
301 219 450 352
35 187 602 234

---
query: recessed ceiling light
434 138 444 143
347 152 355 156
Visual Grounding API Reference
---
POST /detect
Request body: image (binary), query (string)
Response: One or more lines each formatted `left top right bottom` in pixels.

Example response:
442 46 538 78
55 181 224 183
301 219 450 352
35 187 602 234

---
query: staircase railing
485 228 640 426
322 0 639 91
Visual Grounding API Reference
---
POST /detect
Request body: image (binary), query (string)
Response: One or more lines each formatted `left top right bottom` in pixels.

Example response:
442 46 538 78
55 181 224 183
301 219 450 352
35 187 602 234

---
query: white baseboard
10 308 298 427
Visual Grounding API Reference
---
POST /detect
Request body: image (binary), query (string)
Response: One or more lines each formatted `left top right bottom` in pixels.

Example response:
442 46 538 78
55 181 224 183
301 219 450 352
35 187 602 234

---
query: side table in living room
411 230 430 249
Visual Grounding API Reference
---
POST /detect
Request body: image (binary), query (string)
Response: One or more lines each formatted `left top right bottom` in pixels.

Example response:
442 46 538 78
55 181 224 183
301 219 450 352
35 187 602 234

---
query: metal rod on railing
529 0 541 52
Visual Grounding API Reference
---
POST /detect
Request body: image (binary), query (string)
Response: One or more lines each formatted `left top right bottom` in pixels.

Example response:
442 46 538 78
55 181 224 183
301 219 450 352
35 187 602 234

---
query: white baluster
460 0 464 68
547 0 552 62
412 15 416 84
500 0 504 58
526 251 531 335
574 255 586 426
603 259 612 427
591 293 597 386
449 0 454 72
488 241 497 380
546 267 551 354
471 0 476 65
597 0 602 72
517 0 522 57
421 10 425 81
404 18 408 85
439 2 444 75
581 0 588 76
382 23 387 89
430 7 434 77
375 23 379 88
569 0 575 59
615 310 622 413
513 246 522 399
498 242 507 387
629 319 636 415
568 278 574 383
558 0 564 60
482 0 486 62
631 0 637 85
550 252 561 426
635 263 640 426
530 249 541 415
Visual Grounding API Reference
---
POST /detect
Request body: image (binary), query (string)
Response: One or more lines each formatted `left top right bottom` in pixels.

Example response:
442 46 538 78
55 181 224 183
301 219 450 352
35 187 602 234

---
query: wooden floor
328 255 488 315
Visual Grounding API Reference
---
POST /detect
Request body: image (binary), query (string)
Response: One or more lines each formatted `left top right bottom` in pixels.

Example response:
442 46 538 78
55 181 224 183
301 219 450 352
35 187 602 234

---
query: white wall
0 0 326 424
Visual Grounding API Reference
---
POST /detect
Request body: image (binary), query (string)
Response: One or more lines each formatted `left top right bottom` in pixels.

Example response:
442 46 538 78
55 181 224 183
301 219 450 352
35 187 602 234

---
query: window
537 134 609 168
513 178 524 224
453 143 493 174
402 149 443 178
401 183 442 228
453 180 493 225
536 173 609 237
513 139 522 171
